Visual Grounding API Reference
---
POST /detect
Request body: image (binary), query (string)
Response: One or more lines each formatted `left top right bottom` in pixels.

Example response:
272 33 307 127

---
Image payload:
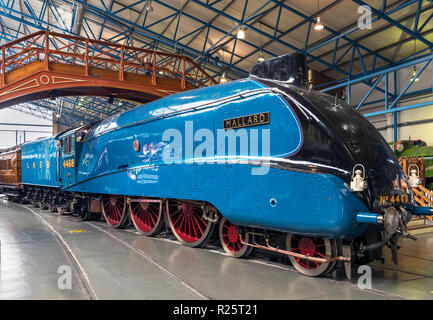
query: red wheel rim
221 219 244 252
290 235 326 270
130 200 161 233
103 196 126 226
167 202 208 242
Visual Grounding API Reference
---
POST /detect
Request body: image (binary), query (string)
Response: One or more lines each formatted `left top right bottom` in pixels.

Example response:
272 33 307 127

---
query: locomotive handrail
0 30 216 88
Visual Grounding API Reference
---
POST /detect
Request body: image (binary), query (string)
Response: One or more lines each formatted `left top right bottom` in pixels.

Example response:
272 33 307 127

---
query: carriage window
64 136 74 154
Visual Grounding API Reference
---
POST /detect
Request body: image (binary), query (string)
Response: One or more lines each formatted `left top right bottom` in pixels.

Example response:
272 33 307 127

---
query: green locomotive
390 140 433 190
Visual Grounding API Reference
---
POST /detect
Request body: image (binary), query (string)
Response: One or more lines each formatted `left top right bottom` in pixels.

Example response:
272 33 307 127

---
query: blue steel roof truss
0 0 430 126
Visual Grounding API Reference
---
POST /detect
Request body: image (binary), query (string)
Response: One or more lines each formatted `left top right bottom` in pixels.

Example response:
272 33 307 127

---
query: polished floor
0 197 432 300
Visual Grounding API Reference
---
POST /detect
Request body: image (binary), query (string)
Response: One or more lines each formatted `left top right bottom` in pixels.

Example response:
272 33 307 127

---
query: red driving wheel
102 195 128 228
219 217 252 258
166 201 214 247
129 198 164 236
286 234 336 277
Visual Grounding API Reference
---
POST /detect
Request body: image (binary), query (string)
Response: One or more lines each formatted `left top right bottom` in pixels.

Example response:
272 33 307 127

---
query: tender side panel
22 137 59 187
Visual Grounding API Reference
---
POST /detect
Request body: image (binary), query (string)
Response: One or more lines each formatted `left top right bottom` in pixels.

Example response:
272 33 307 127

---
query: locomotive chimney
249 53 307 87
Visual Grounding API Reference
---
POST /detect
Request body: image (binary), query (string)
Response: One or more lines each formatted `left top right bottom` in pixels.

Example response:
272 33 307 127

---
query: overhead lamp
411 66 419 82
158 70 164 75
55 113 60 118
146 0 153 12
314 16 324 31
257 51 265 63
220 73 227 83
237 27 245 40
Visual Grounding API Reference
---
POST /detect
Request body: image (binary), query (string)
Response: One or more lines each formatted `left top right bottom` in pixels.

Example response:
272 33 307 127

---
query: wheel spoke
191 211 205 235
173 210 183 226
179 212 186 232
316 251 326 258
147 208 156 226
191 215 198 238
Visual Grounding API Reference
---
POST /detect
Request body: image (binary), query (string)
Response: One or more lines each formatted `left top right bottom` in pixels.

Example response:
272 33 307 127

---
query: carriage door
60 133 76 188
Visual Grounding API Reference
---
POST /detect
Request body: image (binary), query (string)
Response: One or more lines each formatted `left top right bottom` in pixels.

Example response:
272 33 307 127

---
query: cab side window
64 136 74 154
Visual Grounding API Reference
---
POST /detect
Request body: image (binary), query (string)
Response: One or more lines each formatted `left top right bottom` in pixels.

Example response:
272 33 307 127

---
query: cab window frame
64 135 75 154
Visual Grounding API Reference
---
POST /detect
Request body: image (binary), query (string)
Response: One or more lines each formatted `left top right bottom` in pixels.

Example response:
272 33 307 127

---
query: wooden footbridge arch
0 31 216 109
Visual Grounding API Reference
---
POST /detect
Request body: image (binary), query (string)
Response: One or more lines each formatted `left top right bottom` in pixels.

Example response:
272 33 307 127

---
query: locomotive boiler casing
63 78 374 238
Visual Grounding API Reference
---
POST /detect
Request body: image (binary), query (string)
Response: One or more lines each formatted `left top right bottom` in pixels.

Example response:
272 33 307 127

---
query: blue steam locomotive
1 54 430 278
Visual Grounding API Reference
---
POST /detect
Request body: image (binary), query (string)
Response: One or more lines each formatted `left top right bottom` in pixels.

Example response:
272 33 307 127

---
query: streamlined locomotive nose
294 89 411 210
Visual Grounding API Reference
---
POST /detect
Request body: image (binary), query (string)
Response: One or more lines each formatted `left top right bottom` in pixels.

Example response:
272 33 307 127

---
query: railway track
86 221 209 300
85 220 414 300
7 200 432 300
21 205 98 300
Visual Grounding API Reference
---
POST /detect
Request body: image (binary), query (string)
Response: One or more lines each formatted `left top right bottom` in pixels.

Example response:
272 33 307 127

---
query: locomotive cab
57 125 90 188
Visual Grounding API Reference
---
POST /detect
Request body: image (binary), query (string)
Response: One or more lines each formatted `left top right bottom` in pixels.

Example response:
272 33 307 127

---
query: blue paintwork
409 206 433 215
70 162 368 238
20 78 370 238
356 212 379 224
59 78 367 238
57 129 80 188
22 136 59 187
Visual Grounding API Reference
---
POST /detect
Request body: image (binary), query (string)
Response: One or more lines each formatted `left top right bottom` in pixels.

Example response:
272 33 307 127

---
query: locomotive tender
1 54 431 278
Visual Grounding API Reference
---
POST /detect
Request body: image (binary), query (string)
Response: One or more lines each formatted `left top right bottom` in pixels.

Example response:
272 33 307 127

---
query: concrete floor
0 197 432 300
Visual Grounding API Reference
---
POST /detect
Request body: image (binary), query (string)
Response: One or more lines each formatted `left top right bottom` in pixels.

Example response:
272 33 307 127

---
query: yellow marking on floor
69 230 85 233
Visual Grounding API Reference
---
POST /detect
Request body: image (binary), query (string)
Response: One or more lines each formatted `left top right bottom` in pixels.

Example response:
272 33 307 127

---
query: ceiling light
146 0 153 12
158 70 164 75
55 113 60 118
411 66 419 82
314 16 324 31
237 27 245 39
220 73 227 83
257 51 265 63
